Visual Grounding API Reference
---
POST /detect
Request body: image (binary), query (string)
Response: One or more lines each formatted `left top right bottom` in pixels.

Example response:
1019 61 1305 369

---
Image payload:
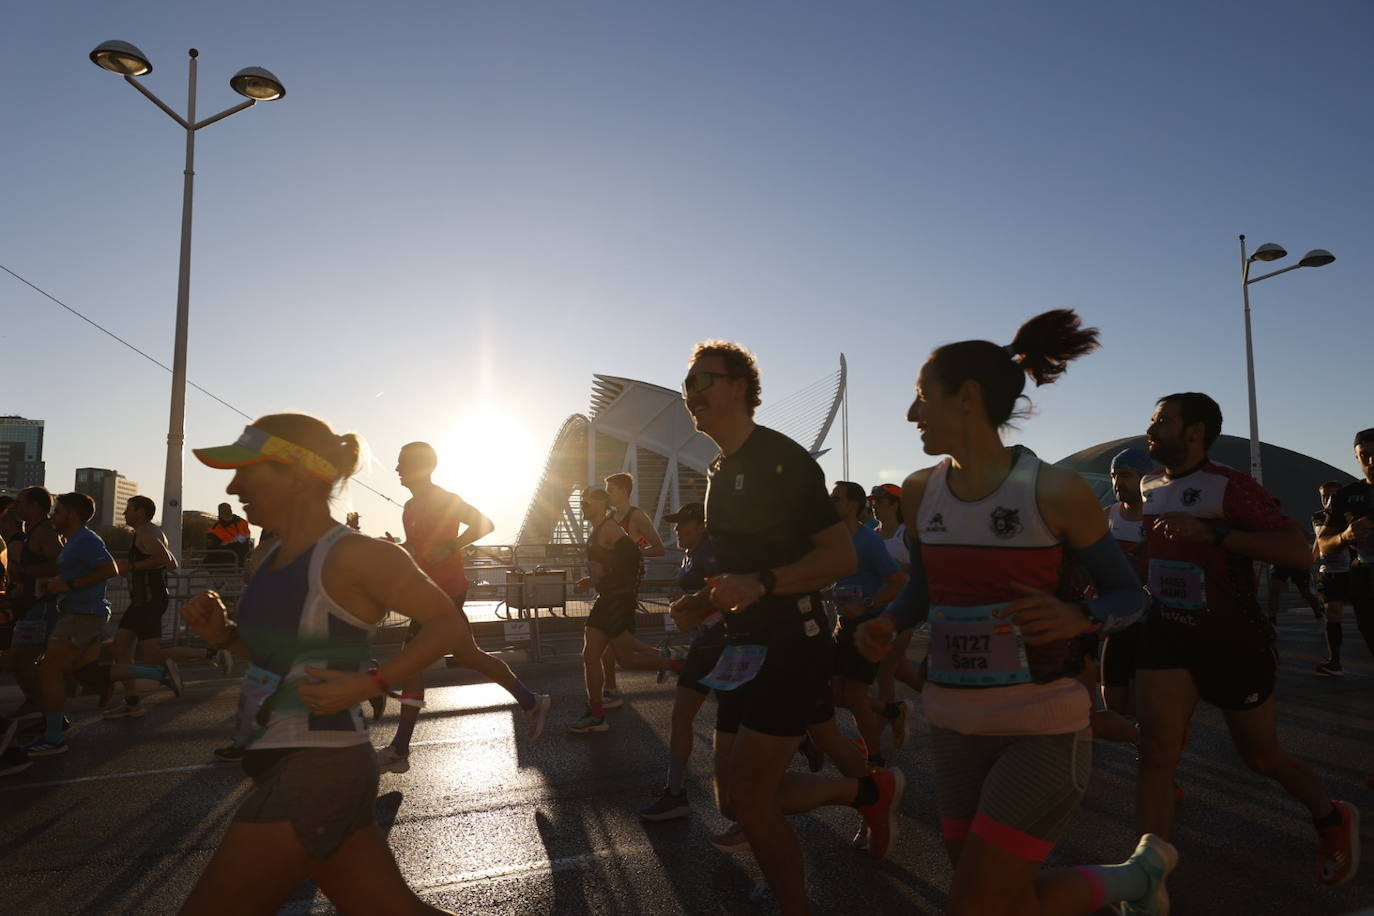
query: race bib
235 664 287 746
1148 559 1206 612
699 644 768 691
927 603 1030 687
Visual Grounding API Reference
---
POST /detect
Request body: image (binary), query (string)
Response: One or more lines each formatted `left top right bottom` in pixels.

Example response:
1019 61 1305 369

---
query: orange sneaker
1318 800 1360 886
855 768 905 860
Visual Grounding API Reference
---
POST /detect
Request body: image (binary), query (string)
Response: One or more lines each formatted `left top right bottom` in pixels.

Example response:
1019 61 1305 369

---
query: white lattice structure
516 357 847 546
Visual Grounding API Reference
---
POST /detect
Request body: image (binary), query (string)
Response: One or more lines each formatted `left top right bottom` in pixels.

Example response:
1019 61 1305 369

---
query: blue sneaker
1120 833 1178 916
23 738 69 757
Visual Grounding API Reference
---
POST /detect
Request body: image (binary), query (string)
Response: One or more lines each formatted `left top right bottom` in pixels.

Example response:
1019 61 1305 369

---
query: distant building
0 416 46 495
74 468 140 528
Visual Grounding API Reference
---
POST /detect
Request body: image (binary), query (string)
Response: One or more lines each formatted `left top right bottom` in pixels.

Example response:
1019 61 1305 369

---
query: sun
430 404 542 538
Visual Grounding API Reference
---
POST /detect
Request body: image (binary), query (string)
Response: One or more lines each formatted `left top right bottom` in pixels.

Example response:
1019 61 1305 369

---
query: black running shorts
118 596 169 642
586 592 637 639
1099 622 1142 690
1136 621 1276 711
715 634 835 738
1317 571 1350 604
235 743 377 859
678 625 727 696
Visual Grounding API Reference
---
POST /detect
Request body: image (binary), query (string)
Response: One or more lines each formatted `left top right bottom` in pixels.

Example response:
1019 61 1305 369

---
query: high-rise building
74 468 140 528
0 416 45 495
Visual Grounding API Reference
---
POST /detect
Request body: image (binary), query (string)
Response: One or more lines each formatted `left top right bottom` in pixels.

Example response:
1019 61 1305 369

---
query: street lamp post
91 42 285 562
1238 234 1336 484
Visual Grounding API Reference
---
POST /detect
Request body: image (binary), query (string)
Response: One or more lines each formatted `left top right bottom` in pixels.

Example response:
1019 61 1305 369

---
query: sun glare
431 405 542 538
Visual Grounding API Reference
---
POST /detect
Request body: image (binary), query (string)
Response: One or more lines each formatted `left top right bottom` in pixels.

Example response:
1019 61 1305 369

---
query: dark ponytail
927 309 1099 427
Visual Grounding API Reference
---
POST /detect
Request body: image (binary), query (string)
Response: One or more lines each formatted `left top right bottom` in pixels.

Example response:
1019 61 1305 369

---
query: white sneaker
102 703 146 719
375 745 410 774
214 649 235 677
525 694 552 741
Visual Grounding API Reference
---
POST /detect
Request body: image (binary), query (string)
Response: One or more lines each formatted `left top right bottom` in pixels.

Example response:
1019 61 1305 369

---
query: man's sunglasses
681 371 735 395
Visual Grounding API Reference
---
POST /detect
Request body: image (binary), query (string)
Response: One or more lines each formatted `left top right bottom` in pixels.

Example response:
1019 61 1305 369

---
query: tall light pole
1239 234 1335 483
90 41 285 562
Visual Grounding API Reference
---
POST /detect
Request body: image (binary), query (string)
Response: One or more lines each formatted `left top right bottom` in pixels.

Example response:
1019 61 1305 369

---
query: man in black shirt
672 340 905 913
1317 428 1374 663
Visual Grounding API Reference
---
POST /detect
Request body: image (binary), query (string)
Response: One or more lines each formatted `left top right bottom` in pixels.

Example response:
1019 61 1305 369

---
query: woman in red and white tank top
859 311 1171 916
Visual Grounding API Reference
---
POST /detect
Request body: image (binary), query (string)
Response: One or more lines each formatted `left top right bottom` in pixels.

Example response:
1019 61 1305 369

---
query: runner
376 441 550 774
1317 428 1374 670
22 492 182 757
678 339 903 915
179 413 460 914
640 501 722 820
104 495 234 719
1313 481 1352 676
1136 392 1359 888
569 487 680 733
4 487 62 724
829 480 906 767
599 472 666 707
1266 500 1324 622
867 483 922 751
857 309 1174 915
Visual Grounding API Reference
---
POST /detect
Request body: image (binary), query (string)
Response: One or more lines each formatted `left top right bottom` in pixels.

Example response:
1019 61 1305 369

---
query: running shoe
1119 833 1178 916
889 700 912 749
214 648 235 677
22 738 69 757
376 745 411 774
640 788 690 822
213 743 246 763
1318 800 1360 886
525 694 552 741
709 823 750 853
1315 660 1345 678
102 703 146 719
852 822 870 850
569 714 608 734
601 690 624 710
0 746 32 776
18 716 68 738
161 659 184 697
797 735 825 773
855 768 905 860
0 717 17 755
6 701 41 722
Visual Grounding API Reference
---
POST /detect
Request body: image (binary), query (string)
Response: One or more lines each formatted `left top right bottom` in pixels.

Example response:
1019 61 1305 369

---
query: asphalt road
3 608 1373 915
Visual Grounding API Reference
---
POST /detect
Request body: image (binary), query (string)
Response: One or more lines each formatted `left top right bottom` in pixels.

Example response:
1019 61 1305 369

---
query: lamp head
1250 242 1287 262
230 67 286 101
1299 249 1336 268
90 40 152 76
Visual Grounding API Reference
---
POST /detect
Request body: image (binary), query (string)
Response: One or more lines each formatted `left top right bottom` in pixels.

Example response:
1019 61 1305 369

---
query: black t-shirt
1327 479 1374 563
705 425 840 641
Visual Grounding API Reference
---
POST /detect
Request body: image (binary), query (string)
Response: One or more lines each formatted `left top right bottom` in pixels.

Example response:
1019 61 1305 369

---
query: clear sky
5 2 1370 540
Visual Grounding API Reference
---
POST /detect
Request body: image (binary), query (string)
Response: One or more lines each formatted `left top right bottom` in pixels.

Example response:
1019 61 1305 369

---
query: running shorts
12 600 60 648
406 593 467 639
678 625 727 696
1270 566 1311 588
49 613 106 650
715 634 835 738
833 617 879 685
928 725 1092 862
1136 621 1276 711
587 592 637 639
235 743 377 859
1099 622 1142 689
118 596 169 642
1317 571 1350 604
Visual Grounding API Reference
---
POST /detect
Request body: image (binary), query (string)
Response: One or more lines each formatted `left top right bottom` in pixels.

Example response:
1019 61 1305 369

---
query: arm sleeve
880 536 929 630
1078 533 1149 633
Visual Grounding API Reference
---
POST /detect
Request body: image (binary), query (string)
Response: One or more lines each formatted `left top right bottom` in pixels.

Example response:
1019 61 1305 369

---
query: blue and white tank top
238 524 374 749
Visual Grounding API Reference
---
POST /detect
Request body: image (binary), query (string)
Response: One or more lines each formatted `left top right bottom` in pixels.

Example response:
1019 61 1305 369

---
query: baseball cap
193 425 339 482
663 502 705 523
869 483 901 501
1109 447 1153 475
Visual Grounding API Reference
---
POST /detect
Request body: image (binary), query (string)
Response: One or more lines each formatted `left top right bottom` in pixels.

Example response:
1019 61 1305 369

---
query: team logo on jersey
990 506 1022 539
926 512 947 533
1182 488 1201 506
